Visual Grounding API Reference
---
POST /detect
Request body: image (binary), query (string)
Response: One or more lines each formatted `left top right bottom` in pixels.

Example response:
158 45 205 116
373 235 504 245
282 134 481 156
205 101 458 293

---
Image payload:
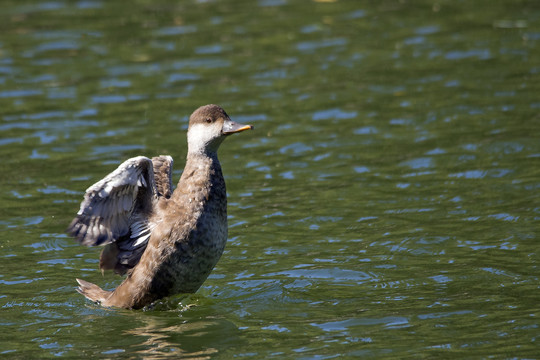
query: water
1 0 539 357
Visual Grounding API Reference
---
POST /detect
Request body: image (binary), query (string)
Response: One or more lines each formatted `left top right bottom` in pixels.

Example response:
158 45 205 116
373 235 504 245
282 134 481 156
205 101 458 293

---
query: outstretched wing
99 155 175 275
67 156 156 247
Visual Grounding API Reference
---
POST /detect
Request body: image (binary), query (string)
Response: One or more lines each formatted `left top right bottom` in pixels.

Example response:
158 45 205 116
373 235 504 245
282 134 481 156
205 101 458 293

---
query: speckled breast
149 160 229 298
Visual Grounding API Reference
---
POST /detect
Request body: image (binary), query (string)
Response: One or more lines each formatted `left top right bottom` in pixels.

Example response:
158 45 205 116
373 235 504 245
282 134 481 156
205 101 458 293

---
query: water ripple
264 267 372 283
312 108 357 121
154 25 197 36
296 38 348 52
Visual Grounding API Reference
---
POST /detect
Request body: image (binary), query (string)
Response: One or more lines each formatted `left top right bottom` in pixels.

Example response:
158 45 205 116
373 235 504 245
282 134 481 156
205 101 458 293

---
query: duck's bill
222 120 254 135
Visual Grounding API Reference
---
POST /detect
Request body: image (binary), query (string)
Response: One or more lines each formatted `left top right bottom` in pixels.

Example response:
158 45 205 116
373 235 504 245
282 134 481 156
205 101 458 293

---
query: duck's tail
76 278 112 305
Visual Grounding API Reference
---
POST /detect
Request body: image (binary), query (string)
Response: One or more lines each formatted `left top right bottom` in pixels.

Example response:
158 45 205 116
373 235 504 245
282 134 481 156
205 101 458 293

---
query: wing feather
152 156 174 198
67 156 156 247
69 155 176 275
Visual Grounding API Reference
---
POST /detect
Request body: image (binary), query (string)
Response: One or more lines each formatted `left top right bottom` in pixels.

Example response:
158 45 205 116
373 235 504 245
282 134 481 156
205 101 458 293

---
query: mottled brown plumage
68 104 253 309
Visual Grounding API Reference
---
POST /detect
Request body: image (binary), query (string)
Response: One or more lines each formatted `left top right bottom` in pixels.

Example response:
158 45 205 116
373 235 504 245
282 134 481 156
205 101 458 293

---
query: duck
68 104 253 309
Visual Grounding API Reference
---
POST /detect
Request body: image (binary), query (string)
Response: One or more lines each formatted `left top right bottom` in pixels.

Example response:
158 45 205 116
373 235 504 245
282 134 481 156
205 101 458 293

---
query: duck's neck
174 151 226 203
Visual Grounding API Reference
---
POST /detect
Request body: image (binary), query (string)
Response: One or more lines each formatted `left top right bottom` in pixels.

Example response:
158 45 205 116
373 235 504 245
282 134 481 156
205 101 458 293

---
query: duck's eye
206 118 213 123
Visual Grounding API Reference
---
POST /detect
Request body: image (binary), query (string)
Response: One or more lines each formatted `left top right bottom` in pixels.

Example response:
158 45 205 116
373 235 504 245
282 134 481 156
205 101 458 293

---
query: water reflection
125 316 236 359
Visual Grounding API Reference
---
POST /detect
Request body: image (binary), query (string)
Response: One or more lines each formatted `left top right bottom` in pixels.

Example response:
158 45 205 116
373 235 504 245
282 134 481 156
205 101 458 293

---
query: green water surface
1 0 539 358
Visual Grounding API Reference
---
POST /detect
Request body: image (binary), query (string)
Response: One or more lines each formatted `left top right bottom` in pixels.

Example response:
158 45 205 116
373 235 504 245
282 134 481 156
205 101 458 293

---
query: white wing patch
129 220 155 247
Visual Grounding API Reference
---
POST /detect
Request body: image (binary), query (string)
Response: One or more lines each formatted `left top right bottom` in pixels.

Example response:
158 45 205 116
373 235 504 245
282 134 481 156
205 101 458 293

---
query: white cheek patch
187 123 222 154
188 124 211 153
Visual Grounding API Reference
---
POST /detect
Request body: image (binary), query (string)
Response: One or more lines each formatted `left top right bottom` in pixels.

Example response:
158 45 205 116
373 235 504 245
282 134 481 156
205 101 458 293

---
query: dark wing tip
67 215 114 247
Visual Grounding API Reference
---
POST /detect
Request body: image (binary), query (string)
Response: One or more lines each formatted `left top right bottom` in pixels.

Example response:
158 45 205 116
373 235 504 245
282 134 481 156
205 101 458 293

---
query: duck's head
187 104 253 155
